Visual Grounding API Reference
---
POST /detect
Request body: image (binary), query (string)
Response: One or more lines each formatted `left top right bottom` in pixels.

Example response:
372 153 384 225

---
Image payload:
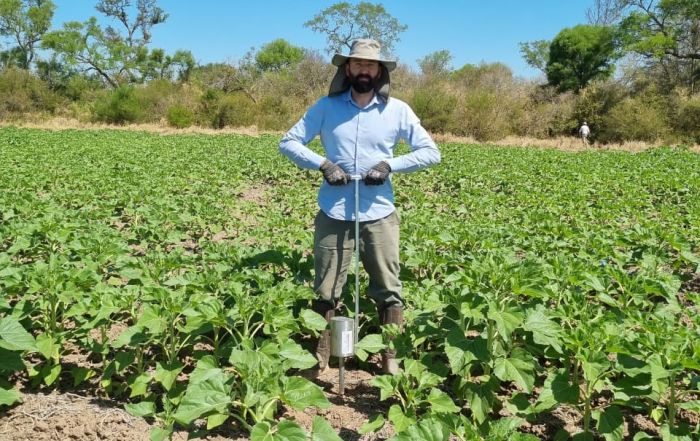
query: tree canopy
0 0 55 69
41 0 190 87
304 1 406 56
546 24 618 92
255 39 305 72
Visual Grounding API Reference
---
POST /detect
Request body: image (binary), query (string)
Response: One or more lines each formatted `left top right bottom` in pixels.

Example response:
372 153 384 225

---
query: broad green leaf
425 388 460 413
354 333 384 361
593 405 624 441
173 373 232 425
112 325 148 349
462 376 498 424
493 355 535 393
537 369 579 407
154 361 184 391
282 376 330 410
445 328 488 375
279 340 317 370
370 374 396 401
300 309 328 332
41 363 62 386
71 367 96 387
189 355 226 383
125 400 156 417
128 372 152 398
0 385 21 406
388 416 450 441
523 307 563 353
311 416 342 441
207 413 229 430
251 420 307 441
388 404 416 433
276 420 309 441
358 414 385 435
0 347 25 373
149 426 172 441
487 306 524 344
677 400 700 412
137 304 165 334
0 317 36 351
35 333 59 361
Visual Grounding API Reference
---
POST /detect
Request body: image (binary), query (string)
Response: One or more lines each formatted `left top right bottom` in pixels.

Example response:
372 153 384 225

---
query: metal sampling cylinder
330 317 354 357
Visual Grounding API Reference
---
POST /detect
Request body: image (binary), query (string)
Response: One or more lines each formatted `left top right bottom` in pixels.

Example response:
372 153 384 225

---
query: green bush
0 67 60 117
602 94 670 142
167 105 194 128
93 86 143 124
258 96 295 130
453 90 511 141
210 92 256 129
675 95 700 143
410 85 456 133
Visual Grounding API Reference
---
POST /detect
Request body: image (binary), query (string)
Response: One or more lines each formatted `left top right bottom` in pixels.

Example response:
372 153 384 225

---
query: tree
42 0 183 87
615 0 700 92
0 0 54 69
304 2 407 56
518 40 550 75
255 39 305 72
546 25 618 92
418 50 453 77
586 0 626 25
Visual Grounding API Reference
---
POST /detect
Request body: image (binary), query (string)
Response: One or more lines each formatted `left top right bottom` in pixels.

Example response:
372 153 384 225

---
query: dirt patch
0 365 395 441
239 186 268 205
289 366 395 440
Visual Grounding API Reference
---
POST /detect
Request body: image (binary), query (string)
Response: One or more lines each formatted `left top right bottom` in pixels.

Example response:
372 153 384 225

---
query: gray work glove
319 160 350 186
364 161 391 185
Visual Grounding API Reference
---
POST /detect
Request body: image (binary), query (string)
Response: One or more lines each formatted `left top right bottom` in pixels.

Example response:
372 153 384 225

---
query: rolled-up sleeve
279 98 327 170
386 105 441 173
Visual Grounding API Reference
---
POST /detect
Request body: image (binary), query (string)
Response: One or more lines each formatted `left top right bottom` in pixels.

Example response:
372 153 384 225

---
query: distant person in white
579 122 591 145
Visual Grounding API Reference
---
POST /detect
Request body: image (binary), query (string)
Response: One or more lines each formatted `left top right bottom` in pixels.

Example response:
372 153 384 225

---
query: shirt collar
343 89 385 108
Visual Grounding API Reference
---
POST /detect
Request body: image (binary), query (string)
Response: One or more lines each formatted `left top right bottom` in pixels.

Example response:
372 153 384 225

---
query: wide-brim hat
328 39 396 99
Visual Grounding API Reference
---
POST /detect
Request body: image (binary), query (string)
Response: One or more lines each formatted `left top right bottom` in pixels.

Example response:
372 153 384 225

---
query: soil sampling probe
329 173 362 395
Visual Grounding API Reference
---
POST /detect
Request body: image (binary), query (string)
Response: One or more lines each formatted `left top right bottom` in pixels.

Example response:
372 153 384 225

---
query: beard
348 72 380 93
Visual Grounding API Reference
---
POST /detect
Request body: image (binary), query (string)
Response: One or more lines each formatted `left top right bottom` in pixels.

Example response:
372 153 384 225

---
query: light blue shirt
279 89 441 221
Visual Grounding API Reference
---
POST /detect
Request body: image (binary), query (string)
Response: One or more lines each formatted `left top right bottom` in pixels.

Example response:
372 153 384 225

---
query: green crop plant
1 128 698 440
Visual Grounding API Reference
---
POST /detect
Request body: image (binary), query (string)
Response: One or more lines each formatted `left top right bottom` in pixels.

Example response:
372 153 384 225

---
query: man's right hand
319 160 350 185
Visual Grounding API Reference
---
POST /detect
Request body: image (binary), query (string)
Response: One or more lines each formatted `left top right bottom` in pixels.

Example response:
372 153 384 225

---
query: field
0 127 699 441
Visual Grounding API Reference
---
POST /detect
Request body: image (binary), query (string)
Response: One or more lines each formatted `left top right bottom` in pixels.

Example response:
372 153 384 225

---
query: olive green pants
313 210 402 309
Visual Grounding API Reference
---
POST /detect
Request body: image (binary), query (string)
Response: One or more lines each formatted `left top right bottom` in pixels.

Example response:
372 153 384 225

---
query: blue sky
51 1 594 79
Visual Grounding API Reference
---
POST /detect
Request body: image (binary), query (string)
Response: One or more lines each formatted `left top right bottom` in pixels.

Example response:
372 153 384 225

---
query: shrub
602 93 670 142
210 92 256 129
92 86 143 124
410 85 456 133
258 95 294 130
452 90 511 141
167 105 194 128
0 67 60 117
572 79 628 140
674 95 700 143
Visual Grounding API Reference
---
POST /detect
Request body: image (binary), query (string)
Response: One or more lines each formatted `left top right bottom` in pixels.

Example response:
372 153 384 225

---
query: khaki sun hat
328 39 396 99
331 39 397 71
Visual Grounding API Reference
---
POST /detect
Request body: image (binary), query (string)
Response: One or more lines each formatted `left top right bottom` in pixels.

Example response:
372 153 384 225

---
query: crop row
0 128 699 440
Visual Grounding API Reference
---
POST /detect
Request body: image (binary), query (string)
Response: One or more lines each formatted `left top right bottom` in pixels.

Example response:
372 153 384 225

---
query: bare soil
0 365 393 441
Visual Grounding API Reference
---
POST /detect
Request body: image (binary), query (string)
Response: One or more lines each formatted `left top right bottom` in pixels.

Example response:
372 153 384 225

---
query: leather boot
312 301 335 372
380 304 403 375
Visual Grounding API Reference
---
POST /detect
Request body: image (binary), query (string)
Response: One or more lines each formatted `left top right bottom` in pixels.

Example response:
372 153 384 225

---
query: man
579 121 591 145
279 39 441 374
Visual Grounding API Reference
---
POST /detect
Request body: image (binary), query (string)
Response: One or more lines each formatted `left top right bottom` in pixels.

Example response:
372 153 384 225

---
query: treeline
0 0 699 144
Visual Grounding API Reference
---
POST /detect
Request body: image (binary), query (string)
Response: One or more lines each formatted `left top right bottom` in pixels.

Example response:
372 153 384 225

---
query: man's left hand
364 161 391 185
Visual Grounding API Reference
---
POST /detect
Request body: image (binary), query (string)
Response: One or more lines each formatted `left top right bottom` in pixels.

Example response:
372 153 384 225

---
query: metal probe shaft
350 174 362 345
